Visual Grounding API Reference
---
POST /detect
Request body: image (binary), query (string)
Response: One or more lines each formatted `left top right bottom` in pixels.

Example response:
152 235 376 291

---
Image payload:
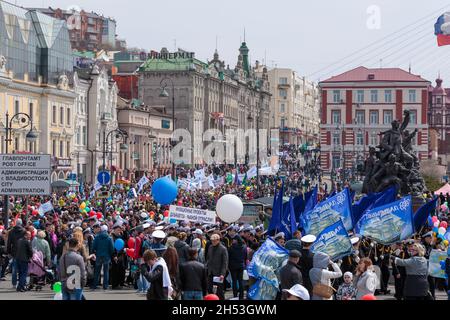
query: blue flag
413 197 438 232
280 196 297 239
234 171 240 185
301 188 353 236
350 190 356 203
311 219 353 261
267 182 284 235
355 195 414 245
292 194 305 222
304 186 318 213
351 186 396 225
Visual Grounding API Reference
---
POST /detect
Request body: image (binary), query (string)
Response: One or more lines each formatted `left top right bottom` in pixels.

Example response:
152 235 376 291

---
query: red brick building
319 67 430 172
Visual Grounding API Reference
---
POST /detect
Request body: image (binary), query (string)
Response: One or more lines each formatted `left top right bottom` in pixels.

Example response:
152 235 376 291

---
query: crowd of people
0 154 449 301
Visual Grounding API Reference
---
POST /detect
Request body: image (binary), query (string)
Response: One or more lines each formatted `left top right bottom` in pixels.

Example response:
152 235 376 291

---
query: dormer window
368 74 375 80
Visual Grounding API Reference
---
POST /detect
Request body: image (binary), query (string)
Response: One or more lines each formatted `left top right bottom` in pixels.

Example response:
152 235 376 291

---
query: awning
115 179 131 185
434 183 450 195
51 180 80 188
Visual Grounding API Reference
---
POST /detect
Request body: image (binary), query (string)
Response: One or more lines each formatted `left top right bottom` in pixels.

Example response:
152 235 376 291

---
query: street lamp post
159 78 176 180
101 128 128 214
148 131 157 175
247 113 260 196
2 112 38 229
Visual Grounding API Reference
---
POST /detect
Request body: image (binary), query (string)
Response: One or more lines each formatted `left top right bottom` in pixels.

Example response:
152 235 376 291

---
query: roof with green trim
139 57 207 72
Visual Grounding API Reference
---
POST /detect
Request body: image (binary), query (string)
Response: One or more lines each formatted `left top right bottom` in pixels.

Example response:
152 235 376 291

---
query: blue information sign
97 171 110 185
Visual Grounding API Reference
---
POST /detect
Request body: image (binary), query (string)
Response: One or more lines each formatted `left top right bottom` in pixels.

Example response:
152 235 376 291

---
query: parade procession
0 0 450 309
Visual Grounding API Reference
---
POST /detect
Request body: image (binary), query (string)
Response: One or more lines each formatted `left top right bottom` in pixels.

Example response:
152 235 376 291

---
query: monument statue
0 55 6 73
362 109 427 196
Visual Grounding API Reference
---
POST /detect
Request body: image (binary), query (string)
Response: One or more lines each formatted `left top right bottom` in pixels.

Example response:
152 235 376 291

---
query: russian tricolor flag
435 13 450 46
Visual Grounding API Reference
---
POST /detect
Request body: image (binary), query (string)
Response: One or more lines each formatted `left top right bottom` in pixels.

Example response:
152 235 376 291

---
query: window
52 140 56 156
82 126 87 146
280 103 285 113
331 110 341 124
384 90 392 103
356 131 364 145
279 77 288 85
14 100 20 116
66 141 70 158
279 89 287 98
370 132 378 146
60 106 64 125
332 155 341 169
161 119 170 129
280 118 286 128
357 90 364 103
67 108 71 126
355 110 365 124
369 110 379 124
370 90 378 103
76 128 81 145
29 102 33 120
52 105 57 124
332 132 341 145
409 90 416 103
437 97 442 104
383 110 393 124
333 90 341 103
59 141 64 157
14 137 19 151
409 110 417 124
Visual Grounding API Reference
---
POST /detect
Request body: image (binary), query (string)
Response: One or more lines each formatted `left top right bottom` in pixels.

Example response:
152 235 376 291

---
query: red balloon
177 200 183 206
204 294 220 300
73 198 79 203
126 248 135 258
127 237 135 249
361 294 376 300
89 211 96 217
440 221 448 229
163 210 169 217
149 211 155 216
96 212 103 219
32 210 39 216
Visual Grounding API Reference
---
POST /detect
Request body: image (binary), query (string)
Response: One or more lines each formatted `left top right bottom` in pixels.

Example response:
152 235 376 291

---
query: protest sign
169 205 216 224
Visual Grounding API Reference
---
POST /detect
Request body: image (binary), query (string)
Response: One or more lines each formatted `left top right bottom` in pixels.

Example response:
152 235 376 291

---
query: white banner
169 205 216 224
38 201 53 216
247 166 257 179
137 175 150 193
194 169 205 179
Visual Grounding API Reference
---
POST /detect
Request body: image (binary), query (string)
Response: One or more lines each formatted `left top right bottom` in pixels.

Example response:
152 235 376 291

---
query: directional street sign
97 171 111 185
68 173 77 181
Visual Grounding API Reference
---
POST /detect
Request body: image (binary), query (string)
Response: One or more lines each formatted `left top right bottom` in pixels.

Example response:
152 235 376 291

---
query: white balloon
216 194 243 223
438 227 446 235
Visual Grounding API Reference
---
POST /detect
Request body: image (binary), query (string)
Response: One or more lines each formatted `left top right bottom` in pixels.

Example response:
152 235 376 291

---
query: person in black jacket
228 236 247 300
280 250 303 299
179 248 207 300
174 232 190 264
299 235 315 295
0 228 8 280
140 249 170 300
15 231 33 292
6 219 25 288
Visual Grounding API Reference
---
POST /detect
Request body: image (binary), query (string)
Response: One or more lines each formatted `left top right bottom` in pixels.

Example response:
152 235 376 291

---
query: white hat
351 236 360 245
143 223 151 229
283 284 310 300
140 212 148 219
152 230 166 239
155 226 164 231
194 229 203 235
301 234 316 243
101 225 108 232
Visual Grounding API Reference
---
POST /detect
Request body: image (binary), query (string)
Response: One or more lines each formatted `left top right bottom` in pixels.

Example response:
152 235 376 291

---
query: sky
12 0 450 84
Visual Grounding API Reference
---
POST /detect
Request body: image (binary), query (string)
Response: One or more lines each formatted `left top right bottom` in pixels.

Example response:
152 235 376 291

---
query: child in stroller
28 250 55 291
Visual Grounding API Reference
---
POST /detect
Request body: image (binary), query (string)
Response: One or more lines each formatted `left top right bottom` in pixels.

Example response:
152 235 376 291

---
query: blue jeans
11 259 18 287
92 258 110 290
62 288 83 300
17 261 28 290
183 291 204 300
137 274 149 293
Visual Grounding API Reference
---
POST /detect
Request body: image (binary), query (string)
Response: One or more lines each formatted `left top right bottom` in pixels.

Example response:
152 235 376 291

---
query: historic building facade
137 43 271 166
319 66 430 173
429 77 450 171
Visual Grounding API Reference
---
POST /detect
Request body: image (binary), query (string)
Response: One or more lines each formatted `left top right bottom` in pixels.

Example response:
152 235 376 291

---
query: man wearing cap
91 225 114 290
280 250 303 298
299 234 316 295
110 224 126 290
274 232 286 247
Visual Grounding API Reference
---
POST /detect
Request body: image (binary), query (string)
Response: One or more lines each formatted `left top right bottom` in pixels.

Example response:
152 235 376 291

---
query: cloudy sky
14 0 450 83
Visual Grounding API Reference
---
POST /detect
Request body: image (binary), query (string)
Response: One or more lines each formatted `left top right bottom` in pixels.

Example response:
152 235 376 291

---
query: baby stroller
28 251 55 291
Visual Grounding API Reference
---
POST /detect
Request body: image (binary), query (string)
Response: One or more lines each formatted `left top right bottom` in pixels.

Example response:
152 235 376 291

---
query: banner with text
355 196 413 245
310 219 353 261
428 249 448 279
168 205 216 225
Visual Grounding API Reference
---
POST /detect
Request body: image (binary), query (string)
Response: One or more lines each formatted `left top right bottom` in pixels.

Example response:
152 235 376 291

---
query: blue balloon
114 238 125 251
445 231 450 242
440 261 446 270
432 227 439 233
169 218 177 224
151 177 178 205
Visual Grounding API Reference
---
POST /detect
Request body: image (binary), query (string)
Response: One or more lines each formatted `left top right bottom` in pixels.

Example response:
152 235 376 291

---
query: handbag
313 282 336 299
